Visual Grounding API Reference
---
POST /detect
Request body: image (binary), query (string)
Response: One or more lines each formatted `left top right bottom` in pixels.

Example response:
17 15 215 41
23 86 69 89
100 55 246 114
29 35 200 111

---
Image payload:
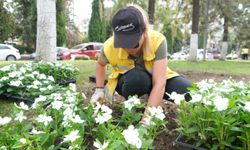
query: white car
170 52 189 60
0 44 21 61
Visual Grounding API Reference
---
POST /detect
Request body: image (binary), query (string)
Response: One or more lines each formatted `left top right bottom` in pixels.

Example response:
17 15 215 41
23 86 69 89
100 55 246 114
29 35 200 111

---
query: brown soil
83 71 250 150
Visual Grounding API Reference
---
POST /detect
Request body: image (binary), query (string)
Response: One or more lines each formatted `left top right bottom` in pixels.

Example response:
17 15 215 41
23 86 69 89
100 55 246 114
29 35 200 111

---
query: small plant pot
0 93 34 105
175 134 208 150
89 75 108 84
59 79 76 87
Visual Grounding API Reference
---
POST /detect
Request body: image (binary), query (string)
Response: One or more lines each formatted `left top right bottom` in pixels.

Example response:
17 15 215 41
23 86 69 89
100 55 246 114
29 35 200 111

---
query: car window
0 45 10 49
95 45 103 50
84 45 94 50
72 45 83 49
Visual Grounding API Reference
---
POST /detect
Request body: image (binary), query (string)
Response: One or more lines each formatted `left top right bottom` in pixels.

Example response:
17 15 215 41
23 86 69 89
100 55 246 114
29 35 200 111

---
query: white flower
94 103 112 124
189 94 202 103
244 102 250 112
15 102 29 110
168 92 184 105
36 114 53 126
0 116 12 125
29 128 45 135
32 71 39 75
35 95 47 102
39 74 47 80
124 96 141 110
51 93 63 100
8 72 18 78
66 96 76 103
95 113 112 124
19 67 26 73
33 80 42 86
122 125 142 149
70 115 85 124
93 140 109 150
40 87 47 91
25 74 34 78
213 96 229 111
9 80 22 87
0 76 9 81
0 65 11 71
197 80 213 91
51 101 63 110
147 106 165 120
48 76 55 82
19 138 26 144
69 83 76 92
15 111 27 122
101 105 112 114
0 146 7 150
64 130 80 142
47 85 53 90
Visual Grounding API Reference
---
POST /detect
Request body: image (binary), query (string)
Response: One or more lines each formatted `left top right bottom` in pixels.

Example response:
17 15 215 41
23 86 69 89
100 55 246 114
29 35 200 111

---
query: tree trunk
221 15 229 60
36 0 57 62
189 0 200 61
148 0 155 29
203 0 210 60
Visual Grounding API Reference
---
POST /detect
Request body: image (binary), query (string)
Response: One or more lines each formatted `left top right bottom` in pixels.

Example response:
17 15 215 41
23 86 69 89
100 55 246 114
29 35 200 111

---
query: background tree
148 0 155 29
36 0 56 61
14 0 37 49
189 0 200 61
0 0 15 42
88 0 105 42
56 0 67 46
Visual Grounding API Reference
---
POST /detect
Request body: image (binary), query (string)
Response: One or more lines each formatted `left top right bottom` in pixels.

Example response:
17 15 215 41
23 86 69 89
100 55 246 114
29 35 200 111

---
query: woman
91 5 192 108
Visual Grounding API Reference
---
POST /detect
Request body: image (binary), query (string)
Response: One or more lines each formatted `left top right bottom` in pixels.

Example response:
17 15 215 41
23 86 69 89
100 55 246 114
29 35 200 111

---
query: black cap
111 6 145 48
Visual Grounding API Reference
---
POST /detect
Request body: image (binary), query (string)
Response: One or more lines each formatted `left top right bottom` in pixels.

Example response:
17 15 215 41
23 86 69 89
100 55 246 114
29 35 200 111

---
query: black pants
115 68 192 101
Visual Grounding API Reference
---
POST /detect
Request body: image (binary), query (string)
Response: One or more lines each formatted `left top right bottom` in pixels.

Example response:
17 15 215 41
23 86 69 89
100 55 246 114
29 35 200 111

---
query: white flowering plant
26 61 79 83
175 79 250 150
0 84 167 149
0 62 79 100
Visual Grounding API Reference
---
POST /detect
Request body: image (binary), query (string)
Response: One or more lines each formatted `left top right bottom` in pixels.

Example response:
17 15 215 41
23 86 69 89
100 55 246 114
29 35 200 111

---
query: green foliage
162 26 173 54
13 45 34 54
56 0 67 46
0 0 15 42
14 0 37 48
88 0 105 42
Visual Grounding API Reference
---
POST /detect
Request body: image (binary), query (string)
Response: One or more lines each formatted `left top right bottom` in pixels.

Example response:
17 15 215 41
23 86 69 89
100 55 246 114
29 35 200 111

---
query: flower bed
0 84 167 149
0 62 79 101
174 79 250 150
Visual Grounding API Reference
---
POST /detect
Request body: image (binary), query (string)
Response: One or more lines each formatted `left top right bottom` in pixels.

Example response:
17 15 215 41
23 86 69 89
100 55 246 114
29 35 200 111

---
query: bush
13 45 34 54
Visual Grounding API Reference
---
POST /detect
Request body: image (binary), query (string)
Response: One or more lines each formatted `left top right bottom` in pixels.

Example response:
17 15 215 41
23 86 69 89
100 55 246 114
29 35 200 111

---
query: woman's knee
116 69 152 99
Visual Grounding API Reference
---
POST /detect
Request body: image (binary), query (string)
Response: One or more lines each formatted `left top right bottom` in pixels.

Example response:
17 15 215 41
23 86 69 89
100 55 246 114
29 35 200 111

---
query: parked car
226 53 238 59
30 47 68 60
170 52 189 60
58 42 103 60
0 44 21 61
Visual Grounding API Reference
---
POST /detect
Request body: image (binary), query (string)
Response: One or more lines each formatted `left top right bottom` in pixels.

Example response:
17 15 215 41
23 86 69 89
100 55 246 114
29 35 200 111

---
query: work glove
139 106 151 127
90 87 104 103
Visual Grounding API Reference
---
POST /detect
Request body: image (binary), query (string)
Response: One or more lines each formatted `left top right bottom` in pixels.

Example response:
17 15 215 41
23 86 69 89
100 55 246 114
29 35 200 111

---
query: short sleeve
155 39 167 60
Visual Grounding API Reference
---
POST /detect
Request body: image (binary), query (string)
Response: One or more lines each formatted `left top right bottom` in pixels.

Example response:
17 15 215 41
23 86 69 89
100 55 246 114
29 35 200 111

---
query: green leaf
185 127 199 134
230 127 243 132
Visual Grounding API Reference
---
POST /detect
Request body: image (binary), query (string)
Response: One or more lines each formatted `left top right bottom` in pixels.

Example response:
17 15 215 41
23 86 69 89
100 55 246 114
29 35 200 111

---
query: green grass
168 60 250 75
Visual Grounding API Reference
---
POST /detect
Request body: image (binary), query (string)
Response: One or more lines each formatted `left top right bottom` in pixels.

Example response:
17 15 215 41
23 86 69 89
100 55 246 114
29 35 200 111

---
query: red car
58 42 103 60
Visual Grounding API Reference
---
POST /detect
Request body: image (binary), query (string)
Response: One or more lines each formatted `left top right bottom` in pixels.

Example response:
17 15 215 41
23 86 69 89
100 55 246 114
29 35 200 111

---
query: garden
0 60 249 150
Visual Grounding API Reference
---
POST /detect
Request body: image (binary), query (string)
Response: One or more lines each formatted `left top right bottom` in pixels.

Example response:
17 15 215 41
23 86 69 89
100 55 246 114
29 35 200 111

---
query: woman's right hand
90 88 104 103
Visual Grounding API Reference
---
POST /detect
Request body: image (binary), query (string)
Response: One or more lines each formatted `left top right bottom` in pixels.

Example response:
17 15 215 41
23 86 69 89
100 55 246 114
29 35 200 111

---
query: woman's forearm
147 81 166 107
95 62 106 87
